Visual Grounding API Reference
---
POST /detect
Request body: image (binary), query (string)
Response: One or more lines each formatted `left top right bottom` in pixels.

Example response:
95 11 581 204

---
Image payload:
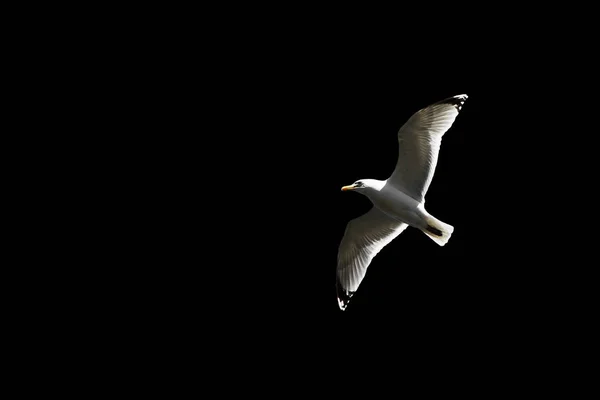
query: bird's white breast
368 185 426 228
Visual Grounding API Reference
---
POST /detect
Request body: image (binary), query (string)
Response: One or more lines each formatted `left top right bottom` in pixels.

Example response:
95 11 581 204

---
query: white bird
336 94 468 310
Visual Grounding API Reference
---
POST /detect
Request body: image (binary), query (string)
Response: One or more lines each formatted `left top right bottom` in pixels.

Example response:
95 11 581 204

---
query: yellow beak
341 184 356 191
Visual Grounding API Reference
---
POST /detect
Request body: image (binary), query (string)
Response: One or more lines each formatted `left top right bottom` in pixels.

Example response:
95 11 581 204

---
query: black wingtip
336 281 355 311
434 94 468 112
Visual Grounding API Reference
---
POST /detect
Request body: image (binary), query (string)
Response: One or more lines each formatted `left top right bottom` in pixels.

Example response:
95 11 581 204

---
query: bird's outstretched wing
388 94 468 202
336 207 408 310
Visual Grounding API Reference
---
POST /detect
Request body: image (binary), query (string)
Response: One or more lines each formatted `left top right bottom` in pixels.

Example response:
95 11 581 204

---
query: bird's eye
356 182 362 186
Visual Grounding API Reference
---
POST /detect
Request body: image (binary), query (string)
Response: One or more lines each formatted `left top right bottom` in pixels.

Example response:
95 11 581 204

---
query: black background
14 5 596 390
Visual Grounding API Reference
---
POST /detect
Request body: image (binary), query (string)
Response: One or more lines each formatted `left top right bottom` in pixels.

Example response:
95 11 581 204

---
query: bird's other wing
388 94 468 202
336 207 408 310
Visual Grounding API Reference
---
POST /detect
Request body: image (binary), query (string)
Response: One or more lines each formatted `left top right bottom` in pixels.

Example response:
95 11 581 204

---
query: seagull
336 94 468 310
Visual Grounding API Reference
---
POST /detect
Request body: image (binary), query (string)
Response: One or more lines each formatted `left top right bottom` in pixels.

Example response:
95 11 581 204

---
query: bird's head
341 179 385 193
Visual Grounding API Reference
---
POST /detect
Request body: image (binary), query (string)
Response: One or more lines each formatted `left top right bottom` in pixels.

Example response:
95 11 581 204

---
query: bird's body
365 180 426 228
336 94 468 310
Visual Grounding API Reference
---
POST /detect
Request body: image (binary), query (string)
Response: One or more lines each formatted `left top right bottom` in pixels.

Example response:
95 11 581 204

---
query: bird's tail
422 215 454 246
